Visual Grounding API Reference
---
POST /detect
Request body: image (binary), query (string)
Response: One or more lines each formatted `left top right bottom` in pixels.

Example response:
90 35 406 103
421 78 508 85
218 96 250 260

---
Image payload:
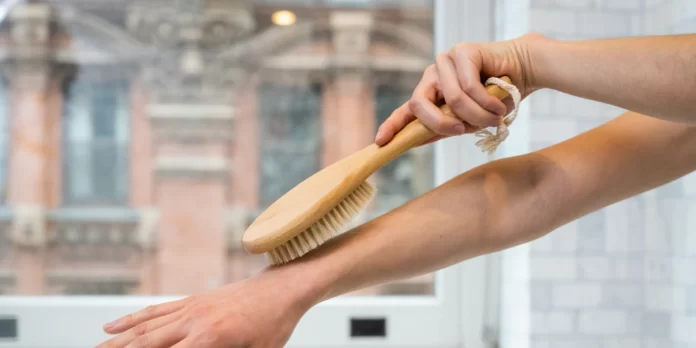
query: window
48 279 138 296
62 78 129 206
258 83 322 207
372 84 434 216
2 1 479 347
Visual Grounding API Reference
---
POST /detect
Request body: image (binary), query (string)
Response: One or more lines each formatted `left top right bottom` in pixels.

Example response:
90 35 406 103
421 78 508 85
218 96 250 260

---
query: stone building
0 0 435 296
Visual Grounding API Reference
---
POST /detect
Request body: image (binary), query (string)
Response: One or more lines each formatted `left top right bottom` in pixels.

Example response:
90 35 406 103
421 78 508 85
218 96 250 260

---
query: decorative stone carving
329 11 373 74
142 53 250 104
10 204 47 248
3 2 60 89
127 1 257 104
330 11 373 54
127 2 255 49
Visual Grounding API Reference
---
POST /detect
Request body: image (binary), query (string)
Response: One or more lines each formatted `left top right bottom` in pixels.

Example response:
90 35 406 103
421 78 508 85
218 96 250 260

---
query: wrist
514 32 556 93
258 254 341 310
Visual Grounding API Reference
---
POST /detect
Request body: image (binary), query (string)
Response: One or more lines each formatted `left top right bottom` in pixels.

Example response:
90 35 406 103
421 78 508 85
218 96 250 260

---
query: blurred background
0 0 694 347
0 0 436 298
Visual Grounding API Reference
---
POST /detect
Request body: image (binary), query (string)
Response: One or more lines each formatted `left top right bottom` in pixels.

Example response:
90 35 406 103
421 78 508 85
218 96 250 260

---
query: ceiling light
272 10 296 26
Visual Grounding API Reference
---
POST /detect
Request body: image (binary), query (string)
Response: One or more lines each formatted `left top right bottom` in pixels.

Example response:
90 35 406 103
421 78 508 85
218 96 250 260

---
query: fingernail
375 130 382 141
453 124 466 134
104 321 117 330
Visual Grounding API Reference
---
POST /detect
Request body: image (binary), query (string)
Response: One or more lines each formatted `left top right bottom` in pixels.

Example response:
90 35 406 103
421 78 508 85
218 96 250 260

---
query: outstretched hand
97 267 318 348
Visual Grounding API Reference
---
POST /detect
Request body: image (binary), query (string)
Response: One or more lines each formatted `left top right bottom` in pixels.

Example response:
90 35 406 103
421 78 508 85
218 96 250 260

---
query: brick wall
496 0 696 347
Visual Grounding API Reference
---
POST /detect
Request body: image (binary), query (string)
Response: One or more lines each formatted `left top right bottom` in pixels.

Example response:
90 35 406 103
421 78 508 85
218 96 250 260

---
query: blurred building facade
0 0 435 296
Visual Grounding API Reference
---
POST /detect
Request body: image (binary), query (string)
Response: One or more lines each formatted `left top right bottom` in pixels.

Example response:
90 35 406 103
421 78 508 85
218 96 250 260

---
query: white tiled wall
496 0 696 347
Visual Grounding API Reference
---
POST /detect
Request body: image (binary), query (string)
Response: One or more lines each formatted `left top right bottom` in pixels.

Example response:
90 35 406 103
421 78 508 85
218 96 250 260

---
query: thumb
375 102 416 146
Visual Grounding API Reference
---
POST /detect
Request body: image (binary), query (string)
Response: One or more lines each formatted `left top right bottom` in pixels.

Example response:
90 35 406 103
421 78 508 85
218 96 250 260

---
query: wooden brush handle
370 76 512 167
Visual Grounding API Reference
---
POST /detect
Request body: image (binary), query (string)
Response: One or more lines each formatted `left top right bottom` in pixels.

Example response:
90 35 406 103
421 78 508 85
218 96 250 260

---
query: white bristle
268 181 376 265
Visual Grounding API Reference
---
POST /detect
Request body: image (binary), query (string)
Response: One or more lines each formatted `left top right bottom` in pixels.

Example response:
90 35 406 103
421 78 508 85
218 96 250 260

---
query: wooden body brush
243 77 513 265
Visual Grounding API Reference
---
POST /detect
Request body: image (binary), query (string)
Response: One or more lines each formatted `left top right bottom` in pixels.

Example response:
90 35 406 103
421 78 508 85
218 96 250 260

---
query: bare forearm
530 34 696 123
283 112 696 305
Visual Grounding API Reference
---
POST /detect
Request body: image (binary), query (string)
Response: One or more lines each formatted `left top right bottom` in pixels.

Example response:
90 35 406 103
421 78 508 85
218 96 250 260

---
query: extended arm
99 112 696 348
376 34 696 145
531 34 696 124
294 111 696 301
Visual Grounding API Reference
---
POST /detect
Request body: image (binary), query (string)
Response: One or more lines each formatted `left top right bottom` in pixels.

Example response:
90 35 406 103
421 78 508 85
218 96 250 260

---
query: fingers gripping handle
383 76 514 157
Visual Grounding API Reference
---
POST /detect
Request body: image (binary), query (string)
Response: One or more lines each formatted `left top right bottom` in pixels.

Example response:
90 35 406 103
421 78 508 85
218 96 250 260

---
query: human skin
97 33 696 348
375 33 696 145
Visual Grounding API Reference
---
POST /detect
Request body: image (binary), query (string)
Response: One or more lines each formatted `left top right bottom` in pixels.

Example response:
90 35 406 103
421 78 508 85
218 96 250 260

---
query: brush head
242 146 380 261
266 181 375 264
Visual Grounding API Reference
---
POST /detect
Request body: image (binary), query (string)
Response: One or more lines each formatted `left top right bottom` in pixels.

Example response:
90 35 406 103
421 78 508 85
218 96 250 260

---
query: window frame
0 1 500 347
257 82 323 208
61 74 131 207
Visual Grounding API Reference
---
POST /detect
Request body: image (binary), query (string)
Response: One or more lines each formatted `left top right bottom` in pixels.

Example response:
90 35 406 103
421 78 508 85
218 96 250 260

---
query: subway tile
688 287 696 314
603 337 641 348
578 256 612 280
605 198 645 253
577 210 606 254
644 256 673 283
553 283 602 308
531 281 553 311
531 311 575 334
602 284 642 308
530 9 577 34
529 89 556 116
577 310 627 334
641 311 672 338
532 256 577 280
576 12 633 36
613 257 645 281
644 285 687 312
674 257 696 285
672 314 696 343
555 0 598 10
605 0 643 11
530 118 578 145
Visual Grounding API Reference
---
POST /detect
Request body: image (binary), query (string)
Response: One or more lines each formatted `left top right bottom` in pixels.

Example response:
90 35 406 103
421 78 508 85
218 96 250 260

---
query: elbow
483 152 568 248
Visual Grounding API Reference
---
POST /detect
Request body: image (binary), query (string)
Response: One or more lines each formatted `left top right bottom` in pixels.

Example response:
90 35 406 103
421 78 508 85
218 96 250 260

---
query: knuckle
132 323 147 336
446 93 467 111
407 98 423 115
450 43 471 59
144 305 157 317
423 64 436 77
460 79 476 94
191 321 221 344
188 304 210 317
130 335 150 348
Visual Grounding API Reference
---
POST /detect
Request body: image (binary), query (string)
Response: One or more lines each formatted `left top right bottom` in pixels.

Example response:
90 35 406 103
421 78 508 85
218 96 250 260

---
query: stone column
4 2 61 295
127 1 254 294
322 12 376 167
